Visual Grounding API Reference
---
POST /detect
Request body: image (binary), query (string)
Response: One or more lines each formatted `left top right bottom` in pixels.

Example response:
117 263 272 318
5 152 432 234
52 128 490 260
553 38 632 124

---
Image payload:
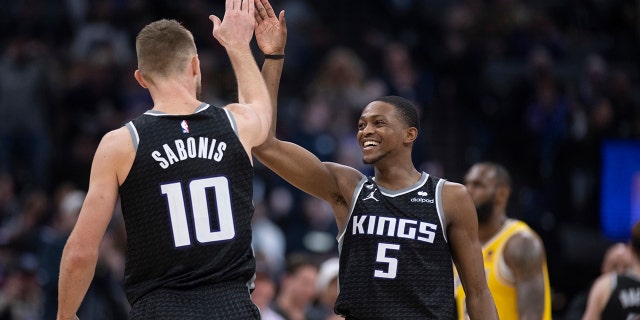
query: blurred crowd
0 0 638 318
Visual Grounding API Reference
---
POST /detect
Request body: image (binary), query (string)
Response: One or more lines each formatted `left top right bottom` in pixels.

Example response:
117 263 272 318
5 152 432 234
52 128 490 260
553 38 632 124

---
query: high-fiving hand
210 0 256 51
254 0 287 55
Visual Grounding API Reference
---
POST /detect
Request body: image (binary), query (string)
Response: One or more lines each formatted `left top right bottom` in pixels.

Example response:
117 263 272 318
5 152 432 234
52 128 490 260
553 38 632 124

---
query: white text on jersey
151 137 227 169
352 215 437 243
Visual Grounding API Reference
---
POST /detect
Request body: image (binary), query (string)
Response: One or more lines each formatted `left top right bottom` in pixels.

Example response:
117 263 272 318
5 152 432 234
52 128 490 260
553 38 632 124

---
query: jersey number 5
161 176 235 247
374 243 400 279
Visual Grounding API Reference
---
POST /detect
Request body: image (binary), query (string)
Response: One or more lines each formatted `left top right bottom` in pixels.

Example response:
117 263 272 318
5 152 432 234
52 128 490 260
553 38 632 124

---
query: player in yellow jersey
455 162 552 320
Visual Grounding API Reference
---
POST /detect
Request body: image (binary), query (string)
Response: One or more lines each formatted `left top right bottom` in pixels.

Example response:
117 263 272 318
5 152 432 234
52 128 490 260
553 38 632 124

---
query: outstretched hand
210 0 256 51
254 0 287 55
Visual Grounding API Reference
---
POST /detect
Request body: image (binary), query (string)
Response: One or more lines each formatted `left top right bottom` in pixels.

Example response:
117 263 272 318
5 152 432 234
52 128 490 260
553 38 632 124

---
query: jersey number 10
161 176 236 247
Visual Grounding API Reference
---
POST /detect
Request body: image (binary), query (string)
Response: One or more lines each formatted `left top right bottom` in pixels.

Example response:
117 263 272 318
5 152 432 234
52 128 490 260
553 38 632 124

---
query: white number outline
374 243 400 279
161 176 235 247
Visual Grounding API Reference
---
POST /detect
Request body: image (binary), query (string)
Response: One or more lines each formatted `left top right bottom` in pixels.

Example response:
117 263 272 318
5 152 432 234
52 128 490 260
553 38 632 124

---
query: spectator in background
0 35 52 189
583 222 640 319
0 253 44 320
309 257 341 320
252 265 284 320
271 254 319 320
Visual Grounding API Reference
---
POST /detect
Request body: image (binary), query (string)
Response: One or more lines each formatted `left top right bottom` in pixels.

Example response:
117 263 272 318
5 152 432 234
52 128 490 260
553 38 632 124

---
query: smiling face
357 101 412 165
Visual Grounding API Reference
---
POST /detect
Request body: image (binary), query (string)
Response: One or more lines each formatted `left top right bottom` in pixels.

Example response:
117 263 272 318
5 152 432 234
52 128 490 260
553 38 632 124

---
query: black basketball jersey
118 103 256 308
335 173 454 319
602 273 640 320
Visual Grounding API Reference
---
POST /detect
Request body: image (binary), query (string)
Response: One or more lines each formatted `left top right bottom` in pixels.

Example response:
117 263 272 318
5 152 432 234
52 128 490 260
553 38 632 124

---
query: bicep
443 183 486 295
504 233 548 318
254 138 349 204
67 134 122 251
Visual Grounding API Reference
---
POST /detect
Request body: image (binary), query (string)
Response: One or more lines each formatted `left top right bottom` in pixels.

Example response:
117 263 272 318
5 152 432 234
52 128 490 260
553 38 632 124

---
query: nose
361 122 374 134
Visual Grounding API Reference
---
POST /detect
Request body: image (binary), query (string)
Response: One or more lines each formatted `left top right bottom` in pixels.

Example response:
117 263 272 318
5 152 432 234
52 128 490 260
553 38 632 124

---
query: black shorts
129 282 260 320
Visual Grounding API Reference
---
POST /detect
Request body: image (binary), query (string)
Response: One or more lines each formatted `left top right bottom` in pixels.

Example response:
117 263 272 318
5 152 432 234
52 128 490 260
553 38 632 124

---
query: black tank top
602 273 640 320
335 173 455 319
119 104 256 305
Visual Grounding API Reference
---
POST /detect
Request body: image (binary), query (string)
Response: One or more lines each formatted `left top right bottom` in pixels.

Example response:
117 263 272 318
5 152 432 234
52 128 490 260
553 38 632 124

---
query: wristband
264 54 285 60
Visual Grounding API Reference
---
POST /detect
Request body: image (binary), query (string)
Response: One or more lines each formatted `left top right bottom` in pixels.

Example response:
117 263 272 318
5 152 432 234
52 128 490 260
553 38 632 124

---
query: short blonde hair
135 19 197 82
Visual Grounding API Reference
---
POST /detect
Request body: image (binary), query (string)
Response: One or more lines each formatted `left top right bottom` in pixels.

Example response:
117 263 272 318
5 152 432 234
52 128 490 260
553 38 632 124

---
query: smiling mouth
362 141 379 149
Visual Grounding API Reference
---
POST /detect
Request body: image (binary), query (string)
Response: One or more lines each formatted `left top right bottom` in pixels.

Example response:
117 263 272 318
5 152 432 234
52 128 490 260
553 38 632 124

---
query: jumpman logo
363 191 379 202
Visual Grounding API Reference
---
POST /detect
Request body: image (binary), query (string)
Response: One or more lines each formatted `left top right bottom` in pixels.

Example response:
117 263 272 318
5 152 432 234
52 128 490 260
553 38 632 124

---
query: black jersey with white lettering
118 103 256 313
335 173 454 319
602 273 640 320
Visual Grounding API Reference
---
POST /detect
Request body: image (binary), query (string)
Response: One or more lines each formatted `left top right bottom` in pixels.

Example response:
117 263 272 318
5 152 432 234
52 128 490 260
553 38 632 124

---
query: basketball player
56 0 279 319
253 10 497 315
582 221 640 320
456 162 552 320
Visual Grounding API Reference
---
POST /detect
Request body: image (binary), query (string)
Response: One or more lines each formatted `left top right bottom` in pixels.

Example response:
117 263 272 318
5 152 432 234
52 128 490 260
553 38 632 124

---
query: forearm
57 246 99 320
261 58 284 136
227 47 270 114
465 291 499 320
517 282 546 319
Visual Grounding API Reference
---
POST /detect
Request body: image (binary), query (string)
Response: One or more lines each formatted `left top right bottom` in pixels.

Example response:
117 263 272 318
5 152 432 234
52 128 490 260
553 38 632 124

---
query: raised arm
250 0 361 227
254 0 286 137
210 0 271 151
503 231 548 319
444 182 499 320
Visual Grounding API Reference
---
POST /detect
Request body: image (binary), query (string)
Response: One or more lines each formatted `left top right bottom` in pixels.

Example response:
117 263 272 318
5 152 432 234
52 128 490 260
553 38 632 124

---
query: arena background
0 0 638 318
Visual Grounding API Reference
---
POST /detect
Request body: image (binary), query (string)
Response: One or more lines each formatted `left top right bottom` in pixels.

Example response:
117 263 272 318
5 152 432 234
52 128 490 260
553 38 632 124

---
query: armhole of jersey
125 121 139 152
497 251 516 284
435 178 448 243
222 107 239 137
337 176 368 247
609 273 618 293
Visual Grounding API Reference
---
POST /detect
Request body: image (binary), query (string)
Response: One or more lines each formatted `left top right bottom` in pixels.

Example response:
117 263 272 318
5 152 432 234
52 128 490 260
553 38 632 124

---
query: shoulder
95 127 136 182
585 272 615 315
99 127 133 154
223 103 255 121
440 181 474 224
503 224 546 270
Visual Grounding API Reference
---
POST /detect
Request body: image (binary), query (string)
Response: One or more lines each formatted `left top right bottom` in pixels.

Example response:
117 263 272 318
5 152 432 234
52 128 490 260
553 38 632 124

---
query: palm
254 0 286 54
255 17 285 54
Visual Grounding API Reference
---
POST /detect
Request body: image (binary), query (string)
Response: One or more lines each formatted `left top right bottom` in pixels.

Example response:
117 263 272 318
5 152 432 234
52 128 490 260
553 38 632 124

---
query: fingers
226 0 232 11
247 0 255 16
232 0 241 10
209 15 221 31
255 0 267 21
262 0 275 18
279 10 286 27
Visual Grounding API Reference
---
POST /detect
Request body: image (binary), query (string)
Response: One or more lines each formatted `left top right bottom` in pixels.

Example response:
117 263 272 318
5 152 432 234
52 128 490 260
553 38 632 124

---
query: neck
373 165 421 190
478 214 507 244
148 79 200 114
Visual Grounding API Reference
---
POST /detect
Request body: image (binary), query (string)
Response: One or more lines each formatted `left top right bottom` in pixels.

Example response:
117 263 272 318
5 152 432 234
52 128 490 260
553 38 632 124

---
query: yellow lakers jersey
454 219 552 320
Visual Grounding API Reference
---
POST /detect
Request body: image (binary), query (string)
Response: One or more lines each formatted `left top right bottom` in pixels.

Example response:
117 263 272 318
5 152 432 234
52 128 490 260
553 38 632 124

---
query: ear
404 127 418 144
134 70 149 89
496 186 511 206
191 55 200 77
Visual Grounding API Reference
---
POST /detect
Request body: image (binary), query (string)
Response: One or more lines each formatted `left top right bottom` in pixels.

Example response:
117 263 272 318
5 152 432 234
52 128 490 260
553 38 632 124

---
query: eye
358 122 366 130
375 120 385 126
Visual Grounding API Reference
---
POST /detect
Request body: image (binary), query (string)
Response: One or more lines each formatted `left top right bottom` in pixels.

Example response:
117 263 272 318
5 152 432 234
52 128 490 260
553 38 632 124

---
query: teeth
364 141 378 147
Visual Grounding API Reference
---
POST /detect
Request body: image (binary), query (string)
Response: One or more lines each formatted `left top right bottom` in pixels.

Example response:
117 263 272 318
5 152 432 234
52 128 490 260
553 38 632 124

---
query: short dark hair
284 253 318 275
136 19 196 81
374 96 420 131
